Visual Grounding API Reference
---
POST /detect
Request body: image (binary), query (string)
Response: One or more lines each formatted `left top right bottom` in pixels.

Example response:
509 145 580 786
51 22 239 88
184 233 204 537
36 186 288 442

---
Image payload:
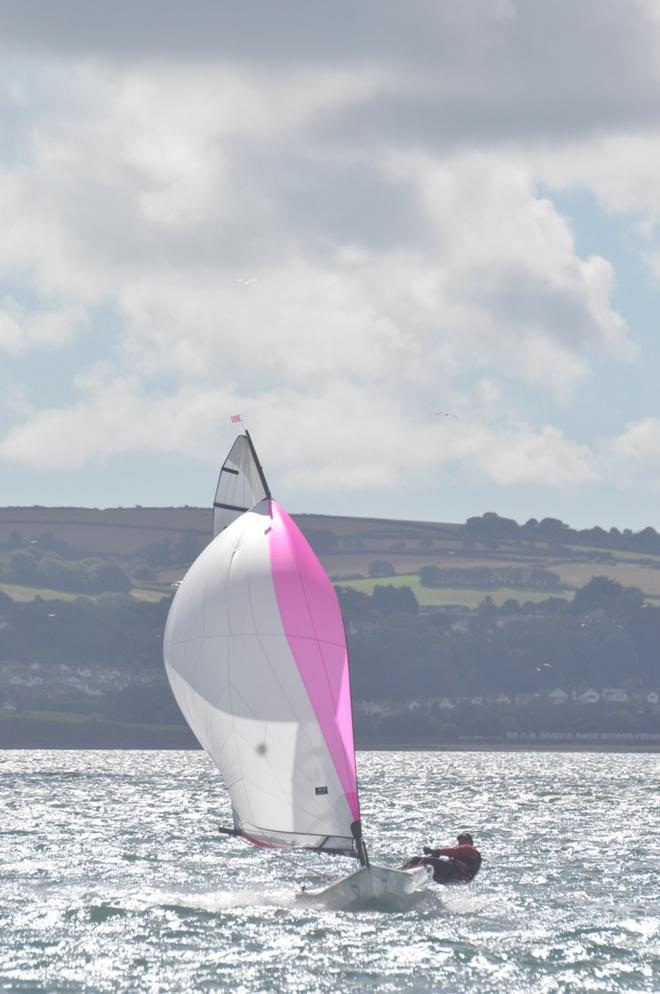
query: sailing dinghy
163 431 430 907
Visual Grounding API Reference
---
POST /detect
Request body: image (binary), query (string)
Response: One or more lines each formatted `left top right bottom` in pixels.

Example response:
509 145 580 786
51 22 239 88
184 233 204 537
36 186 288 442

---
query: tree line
465 511 660 556
2 549 133 594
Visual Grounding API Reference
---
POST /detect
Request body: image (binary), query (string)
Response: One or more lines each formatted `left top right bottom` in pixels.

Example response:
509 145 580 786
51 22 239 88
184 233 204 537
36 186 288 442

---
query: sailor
402 832 481 884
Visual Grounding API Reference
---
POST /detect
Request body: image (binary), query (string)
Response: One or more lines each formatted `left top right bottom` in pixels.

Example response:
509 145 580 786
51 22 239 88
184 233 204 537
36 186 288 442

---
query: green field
0 582 169 604
0 582 81 602
334 574 572 608
131 587 170 602
5 503 660 608
567 544 660 564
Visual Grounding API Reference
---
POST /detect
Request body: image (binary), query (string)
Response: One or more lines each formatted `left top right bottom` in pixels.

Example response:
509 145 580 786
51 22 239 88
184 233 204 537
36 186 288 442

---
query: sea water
0 749 658 994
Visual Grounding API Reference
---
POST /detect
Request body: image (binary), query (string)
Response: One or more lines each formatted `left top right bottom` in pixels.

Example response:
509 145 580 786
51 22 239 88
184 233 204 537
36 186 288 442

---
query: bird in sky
234 277 258 285
434 411 458 419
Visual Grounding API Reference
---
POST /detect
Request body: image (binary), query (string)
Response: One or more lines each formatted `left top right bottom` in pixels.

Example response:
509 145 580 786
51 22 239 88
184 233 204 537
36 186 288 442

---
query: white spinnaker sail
212 434 270 536
164 495 360 853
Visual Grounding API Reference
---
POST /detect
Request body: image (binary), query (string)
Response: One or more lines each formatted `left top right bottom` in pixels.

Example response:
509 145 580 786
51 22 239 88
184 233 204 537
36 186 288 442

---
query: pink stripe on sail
267 500 359 822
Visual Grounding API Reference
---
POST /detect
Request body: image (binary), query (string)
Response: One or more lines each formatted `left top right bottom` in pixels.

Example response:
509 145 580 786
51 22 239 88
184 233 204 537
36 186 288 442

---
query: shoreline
359 740 660 753
0 740 657 753
1 713 657 752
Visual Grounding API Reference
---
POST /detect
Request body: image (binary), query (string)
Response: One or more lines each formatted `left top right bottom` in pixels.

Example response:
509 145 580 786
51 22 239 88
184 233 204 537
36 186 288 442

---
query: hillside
0 506 209 556
3 506 660 607
1 508 659 749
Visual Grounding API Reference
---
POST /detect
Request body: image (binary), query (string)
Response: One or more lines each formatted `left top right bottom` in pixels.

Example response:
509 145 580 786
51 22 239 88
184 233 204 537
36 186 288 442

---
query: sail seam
281 536 355 806
224 518 257 830
241 509 332 811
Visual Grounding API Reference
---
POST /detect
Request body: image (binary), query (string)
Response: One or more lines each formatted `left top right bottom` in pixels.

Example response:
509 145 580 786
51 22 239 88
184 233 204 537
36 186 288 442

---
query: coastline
1 711 657 752
0 735 657 753
359 740 660 753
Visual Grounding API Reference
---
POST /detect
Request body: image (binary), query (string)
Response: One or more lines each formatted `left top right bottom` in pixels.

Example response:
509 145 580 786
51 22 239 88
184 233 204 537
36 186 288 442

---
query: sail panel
164 504 357 852
212 434 270 536
267 501 360 822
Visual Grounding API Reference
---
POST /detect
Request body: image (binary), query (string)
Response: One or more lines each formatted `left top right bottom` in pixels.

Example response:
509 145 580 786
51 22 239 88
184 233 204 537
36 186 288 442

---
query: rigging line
268 846 343 882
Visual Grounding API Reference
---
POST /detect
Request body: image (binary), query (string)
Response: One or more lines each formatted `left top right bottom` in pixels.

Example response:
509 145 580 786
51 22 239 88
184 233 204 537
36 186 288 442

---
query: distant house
451 619 470 635
514 693 538 705
496 615 525 629
601 687 629 703
646 691 659 705
495 694 511 705
548 688 569 705
579 689 600 704
579 608 608 626
355 700 387 717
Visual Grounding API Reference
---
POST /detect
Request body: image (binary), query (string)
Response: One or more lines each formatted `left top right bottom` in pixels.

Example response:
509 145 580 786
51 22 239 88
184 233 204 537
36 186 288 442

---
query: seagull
433 411 458 419
234 277 258 286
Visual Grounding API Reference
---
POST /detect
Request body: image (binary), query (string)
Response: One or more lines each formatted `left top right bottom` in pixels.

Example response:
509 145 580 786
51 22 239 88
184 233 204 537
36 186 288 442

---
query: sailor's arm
435 845 463 858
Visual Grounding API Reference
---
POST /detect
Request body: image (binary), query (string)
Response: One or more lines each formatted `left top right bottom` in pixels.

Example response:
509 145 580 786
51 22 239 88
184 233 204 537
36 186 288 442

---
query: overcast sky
2 1 660 529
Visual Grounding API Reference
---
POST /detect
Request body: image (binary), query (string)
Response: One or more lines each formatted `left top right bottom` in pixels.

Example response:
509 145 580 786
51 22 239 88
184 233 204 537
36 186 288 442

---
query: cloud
0 369 600 495
535 133 660 228
0 369 241 470
458 424 599 487
606 418 660 489
0 297 87 355
0 1 655 504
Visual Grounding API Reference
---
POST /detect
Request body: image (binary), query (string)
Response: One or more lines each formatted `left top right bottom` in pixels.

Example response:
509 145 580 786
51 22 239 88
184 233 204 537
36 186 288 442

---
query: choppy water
0 750 658 994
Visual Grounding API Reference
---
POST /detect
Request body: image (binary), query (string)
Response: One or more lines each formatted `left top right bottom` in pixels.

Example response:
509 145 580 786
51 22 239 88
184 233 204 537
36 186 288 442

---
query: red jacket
435 843 481 879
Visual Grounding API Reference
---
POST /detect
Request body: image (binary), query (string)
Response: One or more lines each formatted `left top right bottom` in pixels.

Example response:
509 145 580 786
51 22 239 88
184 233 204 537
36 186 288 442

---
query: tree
7 550 40 585
335 586 372 626
368 560 395 578
6 530 23 550
573 576 643 621
371 584 418 615
132 564 155 582
88 562 132 594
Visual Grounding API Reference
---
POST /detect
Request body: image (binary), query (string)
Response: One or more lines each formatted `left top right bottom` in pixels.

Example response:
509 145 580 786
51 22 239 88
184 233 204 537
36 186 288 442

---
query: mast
351 821 370 867
245 430 271 500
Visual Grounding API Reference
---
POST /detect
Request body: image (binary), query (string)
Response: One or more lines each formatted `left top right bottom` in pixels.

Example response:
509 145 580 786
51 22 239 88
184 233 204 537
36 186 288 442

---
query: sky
2 1 660 530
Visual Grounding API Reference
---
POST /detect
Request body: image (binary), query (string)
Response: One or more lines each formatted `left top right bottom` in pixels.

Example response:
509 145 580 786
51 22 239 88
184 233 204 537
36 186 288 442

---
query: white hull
297 863 431 908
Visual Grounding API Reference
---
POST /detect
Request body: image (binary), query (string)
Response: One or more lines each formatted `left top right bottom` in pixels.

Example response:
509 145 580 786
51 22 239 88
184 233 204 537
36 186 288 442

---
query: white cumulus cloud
0 1 657 510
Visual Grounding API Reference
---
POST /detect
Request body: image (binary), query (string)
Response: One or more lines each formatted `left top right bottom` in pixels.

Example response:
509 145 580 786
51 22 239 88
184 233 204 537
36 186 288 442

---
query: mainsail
212 434 270 536
164 434 360 855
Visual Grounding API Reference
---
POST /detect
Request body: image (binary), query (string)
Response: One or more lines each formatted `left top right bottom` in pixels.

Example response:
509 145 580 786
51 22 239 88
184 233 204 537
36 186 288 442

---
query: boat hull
297 863 431 908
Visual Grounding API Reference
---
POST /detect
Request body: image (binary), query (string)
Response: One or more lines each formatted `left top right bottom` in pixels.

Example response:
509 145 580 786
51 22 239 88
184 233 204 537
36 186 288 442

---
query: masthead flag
230 414 242 424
